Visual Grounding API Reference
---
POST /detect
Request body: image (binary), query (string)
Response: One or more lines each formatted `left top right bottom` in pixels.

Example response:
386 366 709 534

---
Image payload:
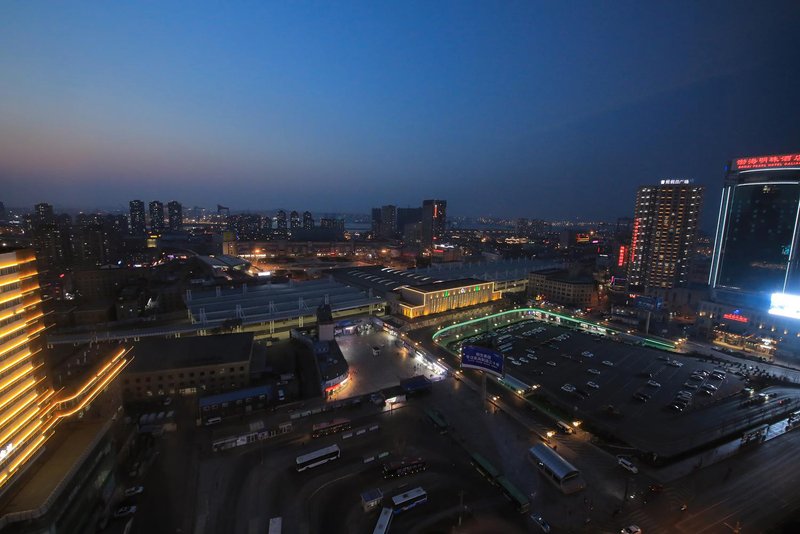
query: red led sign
734 154 800 171
722 313 749 323
618 245 627 267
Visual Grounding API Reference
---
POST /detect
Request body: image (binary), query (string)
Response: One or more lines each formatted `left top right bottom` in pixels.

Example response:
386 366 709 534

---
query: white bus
372 508 393 534
268 517 282 534
391 486 427 514
295 444 341 472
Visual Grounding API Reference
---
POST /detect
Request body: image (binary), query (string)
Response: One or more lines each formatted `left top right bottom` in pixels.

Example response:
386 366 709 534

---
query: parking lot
438 318 800 458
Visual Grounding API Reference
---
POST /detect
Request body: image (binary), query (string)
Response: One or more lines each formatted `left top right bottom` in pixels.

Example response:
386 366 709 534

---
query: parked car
602 360 614 367
621 526 642 534
114 506 137 519
530 514 552 533
617 457 639 474
646 380 661 388
587 381 600 389
123 486 144 497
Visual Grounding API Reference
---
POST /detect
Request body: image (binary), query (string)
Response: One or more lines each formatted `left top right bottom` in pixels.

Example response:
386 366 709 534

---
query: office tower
217 205 230 217
371 208 382 236
380 205 397 239
709 153 800 304
0 202 6 221
628 180 704 289
129 200 146 236
290 211 301 230
421 199 447 250
148 201 165 233
303 211 314 230
0 248 48 489
167 201 183 231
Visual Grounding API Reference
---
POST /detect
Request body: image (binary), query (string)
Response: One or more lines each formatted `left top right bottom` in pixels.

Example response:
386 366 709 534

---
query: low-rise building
528 269 598 308
397 278 501 319
122 333 255 399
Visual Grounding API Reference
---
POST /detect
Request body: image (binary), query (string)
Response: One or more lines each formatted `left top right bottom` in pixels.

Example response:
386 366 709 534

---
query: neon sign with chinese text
734 154 800 171
722 313 749 323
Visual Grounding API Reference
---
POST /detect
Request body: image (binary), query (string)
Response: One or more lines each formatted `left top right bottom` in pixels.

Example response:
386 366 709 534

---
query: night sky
2 1 799 225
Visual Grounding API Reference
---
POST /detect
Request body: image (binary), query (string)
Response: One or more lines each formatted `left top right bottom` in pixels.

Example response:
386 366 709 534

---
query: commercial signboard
633 295 662 312
461 345 504 377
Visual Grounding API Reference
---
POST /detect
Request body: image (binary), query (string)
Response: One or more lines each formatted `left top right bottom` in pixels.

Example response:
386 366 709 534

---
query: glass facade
715 181 800 294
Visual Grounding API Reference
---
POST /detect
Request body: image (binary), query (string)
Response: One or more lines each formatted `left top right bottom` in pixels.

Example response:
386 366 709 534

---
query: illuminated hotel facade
0 248 50 489
397 278 500 319
0 248 131 496
628 180 704 290
699 153 800 356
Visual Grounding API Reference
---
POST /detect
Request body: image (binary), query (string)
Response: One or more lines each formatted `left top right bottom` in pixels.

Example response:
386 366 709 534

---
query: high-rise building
0 247 132 502
129 200 146 236
228 214 263 240
421 199 447 250
148 201 165 233
396 207 422 236
290 211 301 230
698 153 800 355
167 201 183 231
34 203 54 226
0 248 48 488
276 210 287 232
303 211 314 230
709 154 800 301
627 181 703 290
371 208 382 236
380 205 397 239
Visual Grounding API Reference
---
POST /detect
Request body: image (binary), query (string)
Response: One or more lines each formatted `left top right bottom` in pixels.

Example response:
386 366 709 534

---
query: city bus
469 451 500 484
268 517 282 534
382 457 428 479
528 444 586 494
495 476 530 513
391 487 427 514
295 444 341 472
311 418 352 438
424 408 448 433
497 374 534 397
372 508 393 534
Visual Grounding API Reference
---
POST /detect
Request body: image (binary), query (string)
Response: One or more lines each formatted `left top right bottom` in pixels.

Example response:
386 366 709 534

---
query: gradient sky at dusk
2 1 799 223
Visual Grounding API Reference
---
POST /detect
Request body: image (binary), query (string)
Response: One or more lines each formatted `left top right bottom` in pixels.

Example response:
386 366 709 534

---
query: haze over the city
2 1 799 220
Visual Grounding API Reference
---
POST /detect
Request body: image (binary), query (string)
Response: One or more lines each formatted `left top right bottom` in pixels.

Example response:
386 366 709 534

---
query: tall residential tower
627 180 703 290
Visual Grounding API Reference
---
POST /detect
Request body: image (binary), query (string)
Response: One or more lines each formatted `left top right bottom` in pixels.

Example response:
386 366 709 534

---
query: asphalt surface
105 315 800 534
431 319 800 457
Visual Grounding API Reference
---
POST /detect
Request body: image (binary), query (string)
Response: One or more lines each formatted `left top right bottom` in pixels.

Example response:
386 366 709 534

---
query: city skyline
2 2 800 224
